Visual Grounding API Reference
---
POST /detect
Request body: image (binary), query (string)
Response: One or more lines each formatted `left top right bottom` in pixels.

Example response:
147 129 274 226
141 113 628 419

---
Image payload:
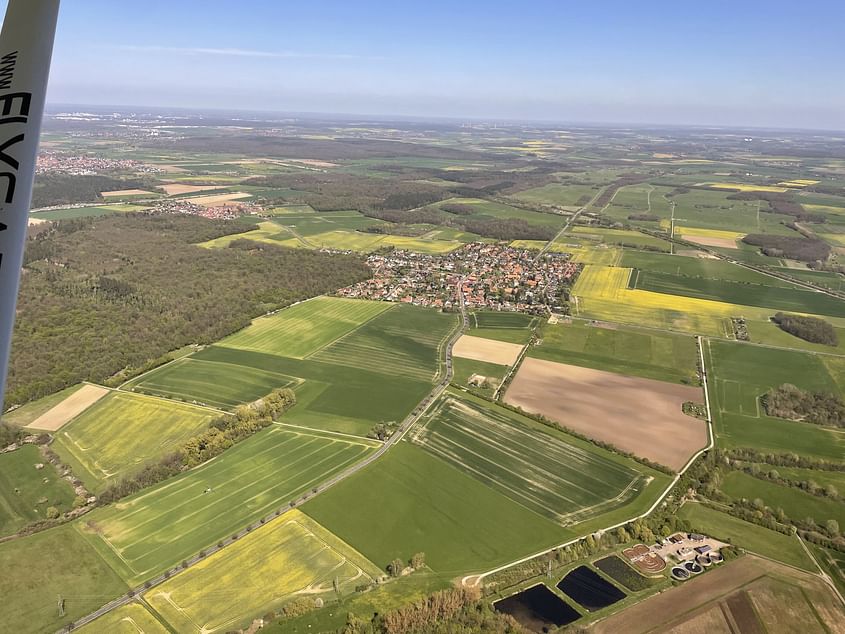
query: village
336 243 581 314
36 151 163 175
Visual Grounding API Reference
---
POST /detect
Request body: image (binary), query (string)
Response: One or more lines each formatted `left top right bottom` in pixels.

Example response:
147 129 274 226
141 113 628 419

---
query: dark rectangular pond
493 584 581 632
594 555 654 591
557 565 626 611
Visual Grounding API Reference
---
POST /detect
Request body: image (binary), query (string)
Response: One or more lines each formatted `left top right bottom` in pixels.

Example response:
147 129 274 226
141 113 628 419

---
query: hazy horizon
9 0 845 131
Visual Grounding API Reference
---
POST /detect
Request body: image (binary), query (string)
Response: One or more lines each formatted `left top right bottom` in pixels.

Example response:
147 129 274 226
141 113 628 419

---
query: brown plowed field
27 384 109 431
504 358 706 470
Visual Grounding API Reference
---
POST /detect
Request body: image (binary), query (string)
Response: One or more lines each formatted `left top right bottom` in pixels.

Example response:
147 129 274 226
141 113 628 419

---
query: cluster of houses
151 199 246 220
336 243 580 313
35 151 162 175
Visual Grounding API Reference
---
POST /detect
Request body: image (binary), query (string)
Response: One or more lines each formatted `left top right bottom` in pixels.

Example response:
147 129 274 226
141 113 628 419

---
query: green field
530 320 698 384
191 346 433 429
705 339 845 460
745 319 845 354
303 441 566 574
468 310 537 344
52 392 216 491
311 304 458 382
513 183 599 209
81 426 377 585
451 358 508 397
0 524 129 633
411 393 647 525
720 471 845 528
677 503 815 571
620 251 796 287
219 297 393 359
0 445 76 535
145 510 381 633
629 269 845 318
435 197 567 227
571 226 671 251
77 602 168 634
124 357 299 409
756 465 845 492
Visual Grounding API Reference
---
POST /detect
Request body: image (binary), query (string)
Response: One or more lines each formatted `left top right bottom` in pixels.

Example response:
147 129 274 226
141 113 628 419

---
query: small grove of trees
367 422 398 441
99 388 295 503
772 312 839 346
741 233 830 263
763 383 845 427
0 421 25 447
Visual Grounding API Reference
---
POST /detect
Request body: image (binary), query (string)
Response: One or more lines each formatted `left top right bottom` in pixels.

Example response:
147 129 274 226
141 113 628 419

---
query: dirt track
504 358 706 470
453 335 523 366
28 384 109 431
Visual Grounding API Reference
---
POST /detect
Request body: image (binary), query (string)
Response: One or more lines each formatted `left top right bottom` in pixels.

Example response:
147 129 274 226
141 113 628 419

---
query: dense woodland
741 233 831 263
763 383 845 427
31 174 158 208
6 214 370 407
772 312 839 345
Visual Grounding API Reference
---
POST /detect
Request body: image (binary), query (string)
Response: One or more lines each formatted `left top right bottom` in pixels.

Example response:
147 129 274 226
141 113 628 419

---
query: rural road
64 285 469 632
536 185 607 260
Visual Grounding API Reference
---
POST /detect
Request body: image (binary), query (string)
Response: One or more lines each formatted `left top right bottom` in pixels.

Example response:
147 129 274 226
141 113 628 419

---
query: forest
763 383 845 427
6 214 370 407
772 312 839 345
741 233 831 263
31 174 158 208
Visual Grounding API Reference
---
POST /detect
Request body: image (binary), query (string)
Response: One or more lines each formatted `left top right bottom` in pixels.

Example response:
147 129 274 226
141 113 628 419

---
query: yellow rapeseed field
676 227 746 240
707 182 789 193
145 510 381 633
571 265 771 335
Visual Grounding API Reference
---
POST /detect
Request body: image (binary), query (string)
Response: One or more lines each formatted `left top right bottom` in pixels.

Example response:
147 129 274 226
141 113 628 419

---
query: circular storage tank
671 567 690 580
696 554 712 567
684 561 703 574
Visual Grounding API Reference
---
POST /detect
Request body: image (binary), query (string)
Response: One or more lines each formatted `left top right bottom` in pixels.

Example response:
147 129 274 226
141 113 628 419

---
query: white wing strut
0 1 60 412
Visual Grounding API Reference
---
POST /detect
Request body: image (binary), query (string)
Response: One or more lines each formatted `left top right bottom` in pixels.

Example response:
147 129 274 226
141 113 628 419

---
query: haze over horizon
13 0 845 130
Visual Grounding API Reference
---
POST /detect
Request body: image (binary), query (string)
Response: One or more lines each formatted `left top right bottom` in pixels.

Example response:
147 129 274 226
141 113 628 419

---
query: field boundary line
796 533 845 607
303 302 396 360
461 335 715 587
117 348 199 390
275 422 383 446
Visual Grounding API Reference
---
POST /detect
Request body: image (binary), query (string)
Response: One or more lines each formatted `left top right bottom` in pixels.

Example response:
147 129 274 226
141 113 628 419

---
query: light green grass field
219 297 393 359
705 339 845 461
77 602 168 634
124 357 300 409
411 393 646 525
303 441 566 574
513 183 598 209
436 197 567 227
677 503 815 571
310 304 458 382
0 524 129 633
451 358 508 397
0 445 76 535
530 320 698 384
720 471 845 527
620 251 796 287
146 510 380 633
571 226 671 251
81 427 377 585
52 392 216 492
745 319 845 355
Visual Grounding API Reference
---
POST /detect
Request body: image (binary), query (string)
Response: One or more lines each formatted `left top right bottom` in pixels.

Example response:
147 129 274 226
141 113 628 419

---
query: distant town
336 243 581 313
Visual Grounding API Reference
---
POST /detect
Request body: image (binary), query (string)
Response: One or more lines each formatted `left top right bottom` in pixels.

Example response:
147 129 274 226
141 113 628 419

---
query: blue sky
7 0 845 129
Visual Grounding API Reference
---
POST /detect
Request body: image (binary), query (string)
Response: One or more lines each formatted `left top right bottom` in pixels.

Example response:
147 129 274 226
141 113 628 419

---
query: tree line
6 214 370 408
99 388 295 504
